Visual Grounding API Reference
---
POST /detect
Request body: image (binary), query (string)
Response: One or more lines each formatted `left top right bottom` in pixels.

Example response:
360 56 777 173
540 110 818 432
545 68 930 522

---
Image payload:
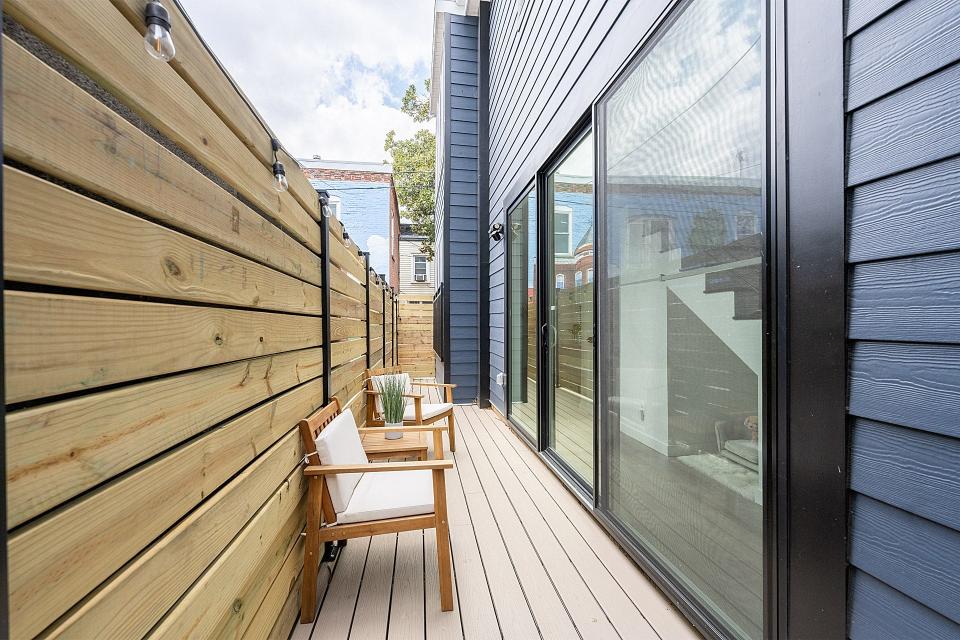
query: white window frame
412 254 429 283
328 196 342 220
575 270 584 286
555 273 565 289
587 267 594 283
554 205 574 256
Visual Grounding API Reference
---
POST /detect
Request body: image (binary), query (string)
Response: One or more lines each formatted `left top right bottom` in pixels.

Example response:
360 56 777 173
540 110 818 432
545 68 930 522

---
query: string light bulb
318 191 332 217
270 138 288 192
143 1 176 61
343 232 353 248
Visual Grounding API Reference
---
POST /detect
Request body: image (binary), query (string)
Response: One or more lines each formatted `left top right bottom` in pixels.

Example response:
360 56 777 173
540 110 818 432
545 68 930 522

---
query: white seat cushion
403 402 453 422
313 411 367 513
336 470 435 524
371 373 412 416
724 439 759 465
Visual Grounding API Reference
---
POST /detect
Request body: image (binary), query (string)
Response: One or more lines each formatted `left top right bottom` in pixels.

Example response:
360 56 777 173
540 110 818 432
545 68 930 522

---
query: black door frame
495 0 847 636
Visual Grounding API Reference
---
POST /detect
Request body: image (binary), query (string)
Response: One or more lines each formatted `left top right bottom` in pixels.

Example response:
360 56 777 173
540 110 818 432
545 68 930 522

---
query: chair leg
448 412 456 452
432 470 454 612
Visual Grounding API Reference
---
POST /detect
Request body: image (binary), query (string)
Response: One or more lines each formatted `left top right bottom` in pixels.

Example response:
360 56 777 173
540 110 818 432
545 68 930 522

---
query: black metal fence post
319 213 332 404
363 253 371 369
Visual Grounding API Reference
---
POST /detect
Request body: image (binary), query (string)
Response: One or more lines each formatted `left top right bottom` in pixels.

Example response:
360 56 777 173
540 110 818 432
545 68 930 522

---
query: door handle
541 323 557 348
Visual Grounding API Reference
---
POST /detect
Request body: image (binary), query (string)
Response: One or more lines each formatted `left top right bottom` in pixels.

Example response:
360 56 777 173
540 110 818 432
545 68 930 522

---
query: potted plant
379 374 406 440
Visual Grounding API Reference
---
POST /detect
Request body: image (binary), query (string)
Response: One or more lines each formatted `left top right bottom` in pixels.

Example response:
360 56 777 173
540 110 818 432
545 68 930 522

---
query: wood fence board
108 0 323 222
5 0 323 253
3 166 323 315
5 291 323 403
2 37 323 287
42 434 302 639
9 378 323 639
7 347 323 528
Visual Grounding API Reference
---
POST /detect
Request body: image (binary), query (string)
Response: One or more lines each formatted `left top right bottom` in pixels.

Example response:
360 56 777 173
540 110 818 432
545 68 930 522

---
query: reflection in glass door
598 0 764 637
507 188 538 441
546 132 595 487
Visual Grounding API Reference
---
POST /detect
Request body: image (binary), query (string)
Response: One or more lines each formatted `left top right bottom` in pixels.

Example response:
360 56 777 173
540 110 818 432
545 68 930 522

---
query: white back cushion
371 372 412 416
314 410 367 513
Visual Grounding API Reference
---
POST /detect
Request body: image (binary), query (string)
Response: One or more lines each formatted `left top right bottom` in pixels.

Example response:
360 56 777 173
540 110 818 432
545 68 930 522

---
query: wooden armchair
298 398 454 623
365 366 458 455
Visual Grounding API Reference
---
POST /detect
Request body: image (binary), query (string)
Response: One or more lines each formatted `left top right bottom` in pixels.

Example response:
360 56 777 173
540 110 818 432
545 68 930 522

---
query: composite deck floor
292 389 699 640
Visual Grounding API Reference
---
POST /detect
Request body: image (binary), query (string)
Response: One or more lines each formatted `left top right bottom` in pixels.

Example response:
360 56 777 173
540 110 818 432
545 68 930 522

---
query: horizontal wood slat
7 347 323 528
42 433 303 639
3 166 324 315
4 290 323 403
9 377 323 639
108 0 324 222
5 0 323 254
2 36 324 287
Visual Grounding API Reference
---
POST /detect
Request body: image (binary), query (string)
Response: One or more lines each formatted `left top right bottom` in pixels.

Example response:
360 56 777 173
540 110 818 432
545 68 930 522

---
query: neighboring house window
328 196 342 220
556 273 565 289
587 268 594 283
575 271 583 287
413 255 428 283
555 206 573 256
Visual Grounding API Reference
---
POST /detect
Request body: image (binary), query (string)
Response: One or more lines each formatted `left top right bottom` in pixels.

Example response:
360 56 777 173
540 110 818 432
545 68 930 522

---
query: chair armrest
304 460 454 475
411 382 458 389
359 425 448 434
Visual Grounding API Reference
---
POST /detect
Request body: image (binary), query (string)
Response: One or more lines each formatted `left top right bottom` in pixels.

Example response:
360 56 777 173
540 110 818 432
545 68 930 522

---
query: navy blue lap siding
845 0 960 633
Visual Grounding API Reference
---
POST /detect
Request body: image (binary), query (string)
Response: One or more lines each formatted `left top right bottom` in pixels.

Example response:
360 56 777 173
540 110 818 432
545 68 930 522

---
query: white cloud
179 0 435 161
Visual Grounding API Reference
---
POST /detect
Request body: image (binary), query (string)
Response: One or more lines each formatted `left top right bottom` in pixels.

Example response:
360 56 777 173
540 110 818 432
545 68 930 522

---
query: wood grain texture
848 154 960 262
42 435 302 639
3 166 323 315
847 0 960 109
8 378 322 639
849 568 960 639
850 418 960 532
240 539 306 640
849 250 960 342
848 61 960 186
5 0 322 253
2 37 323 287
108 0 323 222
7 346 322 528
849 494 960 623
9 378 321 639
848 341 960 438
4 290 323 403
149 473 305 639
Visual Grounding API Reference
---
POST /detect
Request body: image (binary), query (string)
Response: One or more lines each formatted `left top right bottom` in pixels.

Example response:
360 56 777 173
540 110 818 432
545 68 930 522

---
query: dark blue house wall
439 13 480 403
845 0 960 636
485 0 673 412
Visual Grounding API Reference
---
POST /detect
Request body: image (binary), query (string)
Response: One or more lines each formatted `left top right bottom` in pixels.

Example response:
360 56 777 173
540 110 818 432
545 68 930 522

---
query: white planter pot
384 422 403 440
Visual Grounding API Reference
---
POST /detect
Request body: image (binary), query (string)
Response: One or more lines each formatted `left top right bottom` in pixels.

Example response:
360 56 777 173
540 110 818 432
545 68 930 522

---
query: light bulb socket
144 1 172 31
272 161 286 177
271 138 282 153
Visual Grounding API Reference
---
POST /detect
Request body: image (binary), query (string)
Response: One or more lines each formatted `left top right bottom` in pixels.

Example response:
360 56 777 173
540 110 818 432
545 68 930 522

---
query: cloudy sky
179 0 435 162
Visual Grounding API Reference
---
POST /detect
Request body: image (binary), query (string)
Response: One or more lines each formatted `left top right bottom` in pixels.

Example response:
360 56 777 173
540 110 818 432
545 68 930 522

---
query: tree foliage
385 80 436 258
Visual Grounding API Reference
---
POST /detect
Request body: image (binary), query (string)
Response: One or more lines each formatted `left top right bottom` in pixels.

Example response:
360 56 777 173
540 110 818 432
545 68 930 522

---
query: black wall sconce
489 222 504 242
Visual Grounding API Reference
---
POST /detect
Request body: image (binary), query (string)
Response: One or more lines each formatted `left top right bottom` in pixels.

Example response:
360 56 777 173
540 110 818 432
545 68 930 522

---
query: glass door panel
598 0 764 637
508 188 538 441
546 132 595 487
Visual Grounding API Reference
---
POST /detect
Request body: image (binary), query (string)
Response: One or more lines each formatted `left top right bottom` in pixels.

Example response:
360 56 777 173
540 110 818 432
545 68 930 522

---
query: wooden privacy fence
2 3 395 638
398 294 436 378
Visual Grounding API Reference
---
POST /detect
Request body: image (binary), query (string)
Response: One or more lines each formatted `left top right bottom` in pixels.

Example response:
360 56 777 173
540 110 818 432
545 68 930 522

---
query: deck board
297 390 699 640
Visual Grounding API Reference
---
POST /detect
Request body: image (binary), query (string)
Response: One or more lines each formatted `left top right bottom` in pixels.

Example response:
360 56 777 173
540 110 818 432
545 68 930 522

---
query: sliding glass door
507 187 538 441
545 132 595 487
597 0 765 638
